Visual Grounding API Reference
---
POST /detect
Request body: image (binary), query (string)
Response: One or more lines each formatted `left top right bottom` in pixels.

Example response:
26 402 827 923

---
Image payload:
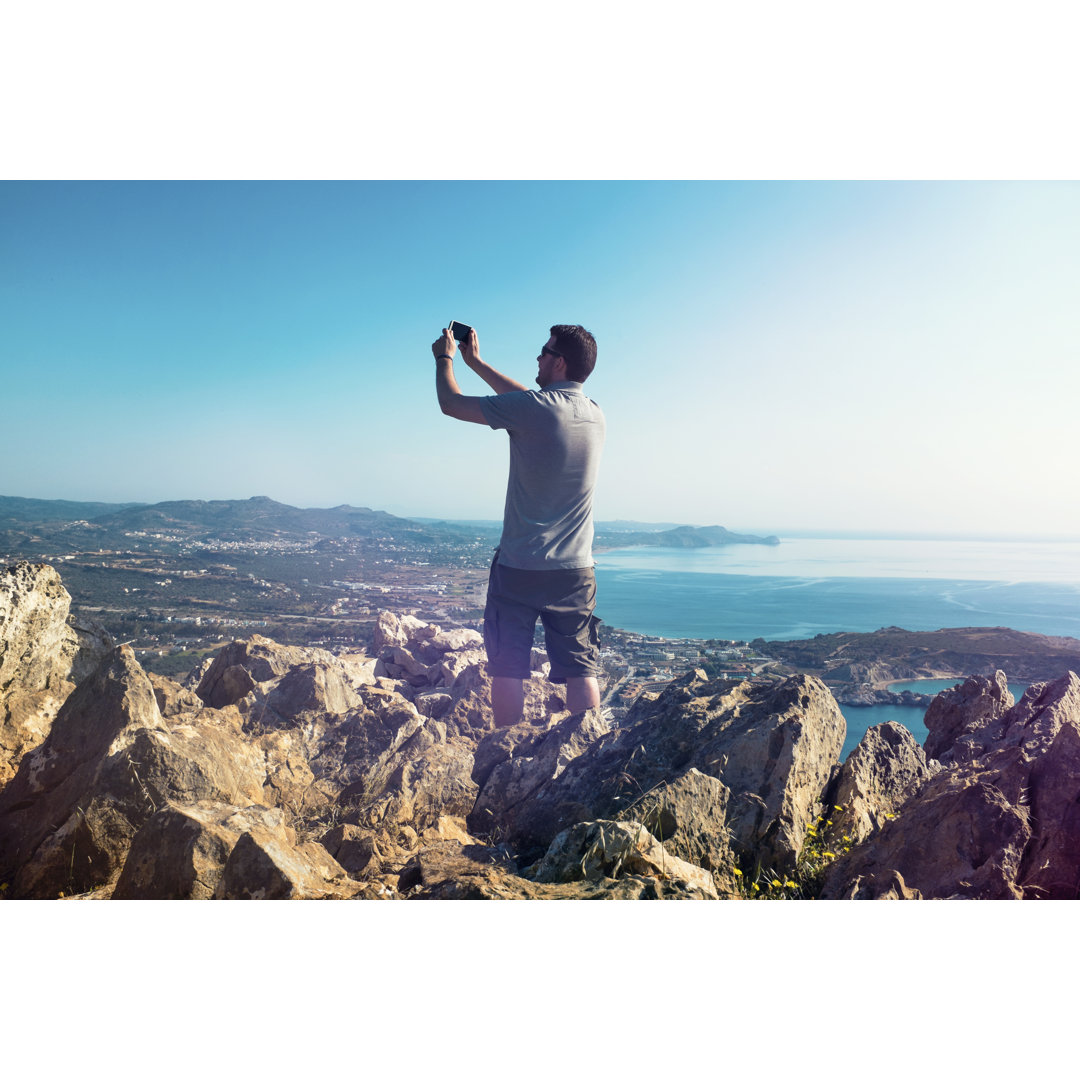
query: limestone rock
0 646 268 898
822 672 1080 899
338 720 479 834
182 655 216 691
420 815 477 845
215 827 361 899
431 627 484 653
0 561 107 693
479 671 844 871
531 819 719 898
264 662 360 719
320 823 381 876
415 689 453 719
0 562 113 787
617 767 734 876
373 612 438 652
923 671 1013 762
827 721 940 846
195 635 361 718
439 664 566 738
396 838 699 899
148 671 204 718
467 709 611 839
113 801 290 899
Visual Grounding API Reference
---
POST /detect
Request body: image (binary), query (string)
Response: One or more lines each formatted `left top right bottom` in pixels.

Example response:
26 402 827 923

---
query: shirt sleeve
479 390 537 432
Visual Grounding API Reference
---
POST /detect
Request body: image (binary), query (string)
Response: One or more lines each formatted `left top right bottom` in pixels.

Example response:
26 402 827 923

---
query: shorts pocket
483 608 499 661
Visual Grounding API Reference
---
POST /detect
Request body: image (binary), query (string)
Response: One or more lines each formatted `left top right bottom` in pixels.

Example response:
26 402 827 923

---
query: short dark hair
550 325 597 383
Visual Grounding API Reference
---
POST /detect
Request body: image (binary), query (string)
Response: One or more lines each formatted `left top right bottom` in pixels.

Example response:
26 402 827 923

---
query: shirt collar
543 380 584 393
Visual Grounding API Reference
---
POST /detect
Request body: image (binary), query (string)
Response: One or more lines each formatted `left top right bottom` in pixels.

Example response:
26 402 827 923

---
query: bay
838 703 930 761
594 537 1080 642
838 678 1030 761
592 537 1076 760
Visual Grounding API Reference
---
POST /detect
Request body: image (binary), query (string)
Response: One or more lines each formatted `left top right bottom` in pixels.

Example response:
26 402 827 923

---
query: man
431 324 605 727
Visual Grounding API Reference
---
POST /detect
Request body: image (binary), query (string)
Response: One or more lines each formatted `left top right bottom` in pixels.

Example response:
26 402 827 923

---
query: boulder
264 662 360 719
923 671 1013 762
467 709 611 840
320 823 382 876
826 721 940 846
195 635 361 716
373 612 438 652
0 646 267 898
396 838 701 899
531 819 719 898
479 671 844 871
148 671 204 718
431 627 483 653
338 721 479 834
112 801 290 899
0 562 109 694
822 672 1080 899
215 827 361 899
0 562 113 787
617 767 735 877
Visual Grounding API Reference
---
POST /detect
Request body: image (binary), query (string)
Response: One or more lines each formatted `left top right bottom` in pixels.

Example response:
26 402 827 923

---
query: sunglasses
540 345 563 359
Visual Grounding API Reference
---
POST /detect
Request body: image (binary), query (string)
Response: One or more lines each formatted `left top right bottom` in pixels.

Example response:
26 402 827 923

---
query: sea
592 536 1080 759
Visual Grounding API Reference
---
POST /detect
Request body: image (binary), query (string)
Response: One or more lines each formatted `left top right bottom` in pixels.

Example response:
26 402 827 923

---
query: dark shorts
483 554 602 683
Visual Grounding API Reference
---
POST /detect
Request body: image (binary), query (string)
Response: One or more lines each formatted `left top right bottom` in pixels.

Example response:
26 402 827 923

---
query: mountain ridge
0 495 777 550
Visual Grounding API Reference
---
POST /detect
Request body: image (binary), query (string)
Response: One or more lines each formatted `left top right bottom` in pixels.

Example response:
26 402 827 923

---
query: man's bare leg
491 676 525 727
566 676 601 714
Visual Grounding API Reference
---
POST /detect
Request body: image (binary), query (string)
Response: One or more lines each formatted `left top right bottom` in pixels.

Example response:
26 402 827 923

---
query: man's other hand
460 327 481 367
432 329 456 360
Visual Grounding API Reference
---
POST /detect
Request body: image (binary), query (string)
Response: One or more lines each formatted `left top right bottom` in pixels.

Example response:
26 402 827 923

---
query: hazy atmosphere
4 180 1077 537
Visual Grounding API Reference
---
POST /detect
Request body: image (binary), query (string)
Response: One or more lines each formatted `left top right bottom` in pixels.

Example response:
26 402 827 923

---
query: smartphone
448 320 473 342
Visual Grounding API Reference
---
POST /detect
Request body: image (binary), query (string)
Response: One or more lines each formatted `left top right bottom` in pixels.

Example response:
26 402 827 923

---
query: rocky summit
2 560 1079 900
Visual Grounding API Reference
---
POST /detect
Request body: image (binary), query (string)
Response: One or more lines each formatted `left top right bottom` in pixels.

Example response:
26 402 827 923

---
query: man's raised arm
459 328 529 394
432 328 488 424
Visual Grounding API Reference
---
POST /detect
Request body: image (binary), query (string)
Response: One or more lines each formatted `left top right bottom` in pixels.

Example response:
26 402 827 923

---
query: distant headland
593 523 780 550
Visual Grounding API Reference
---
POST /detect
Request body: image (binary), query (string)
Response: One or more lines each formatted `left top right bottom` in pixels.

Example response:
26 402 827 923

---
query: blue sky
3 180 1078 537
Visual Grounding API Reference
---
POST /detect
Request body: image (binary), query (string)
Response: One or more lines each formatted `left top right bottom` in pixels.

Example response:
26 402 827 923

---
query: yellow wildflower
784 880 796 888
732 867 743 877
752 883 760 892
770 879 782 887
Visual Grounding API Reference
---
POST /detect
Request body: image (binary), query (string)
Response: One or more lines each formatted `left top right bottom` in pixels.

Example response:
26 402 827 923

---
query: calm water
594 537 1080 641
838 678 1031 760
593 537 1076 759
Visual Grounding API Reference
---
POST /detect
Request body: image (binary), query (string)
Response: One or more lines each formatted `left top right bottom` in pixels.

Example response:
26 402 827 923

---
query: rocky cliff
0 563 112 789
2 561 1078 900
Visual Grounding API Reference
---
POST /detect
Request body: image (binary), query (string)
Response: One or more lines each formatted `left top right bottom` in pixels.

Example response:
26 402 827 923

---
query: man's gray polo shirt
479 380 605 571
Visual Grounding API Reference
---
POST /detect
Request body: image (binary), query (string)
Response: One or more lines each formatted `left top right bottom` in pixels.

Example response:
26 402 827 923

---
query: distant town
0 496 781 714
8 495 1071 705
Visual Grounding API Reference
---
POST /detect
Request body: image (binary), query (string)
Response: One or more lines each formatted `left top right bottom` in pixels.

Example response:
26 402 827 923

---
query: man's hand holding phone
432 328 456 361
460 327 481 368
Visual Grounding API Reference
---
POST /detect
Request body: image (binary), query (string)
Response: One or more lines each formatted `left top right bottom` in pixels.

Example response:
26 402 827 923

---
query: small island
594 524 780 550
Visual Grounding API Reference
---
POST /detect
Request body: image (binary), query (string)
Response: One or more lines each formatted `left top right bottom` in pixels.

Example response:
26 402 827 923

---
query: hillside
594 524 780 549
756 625 1080 685
1 495 776 553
